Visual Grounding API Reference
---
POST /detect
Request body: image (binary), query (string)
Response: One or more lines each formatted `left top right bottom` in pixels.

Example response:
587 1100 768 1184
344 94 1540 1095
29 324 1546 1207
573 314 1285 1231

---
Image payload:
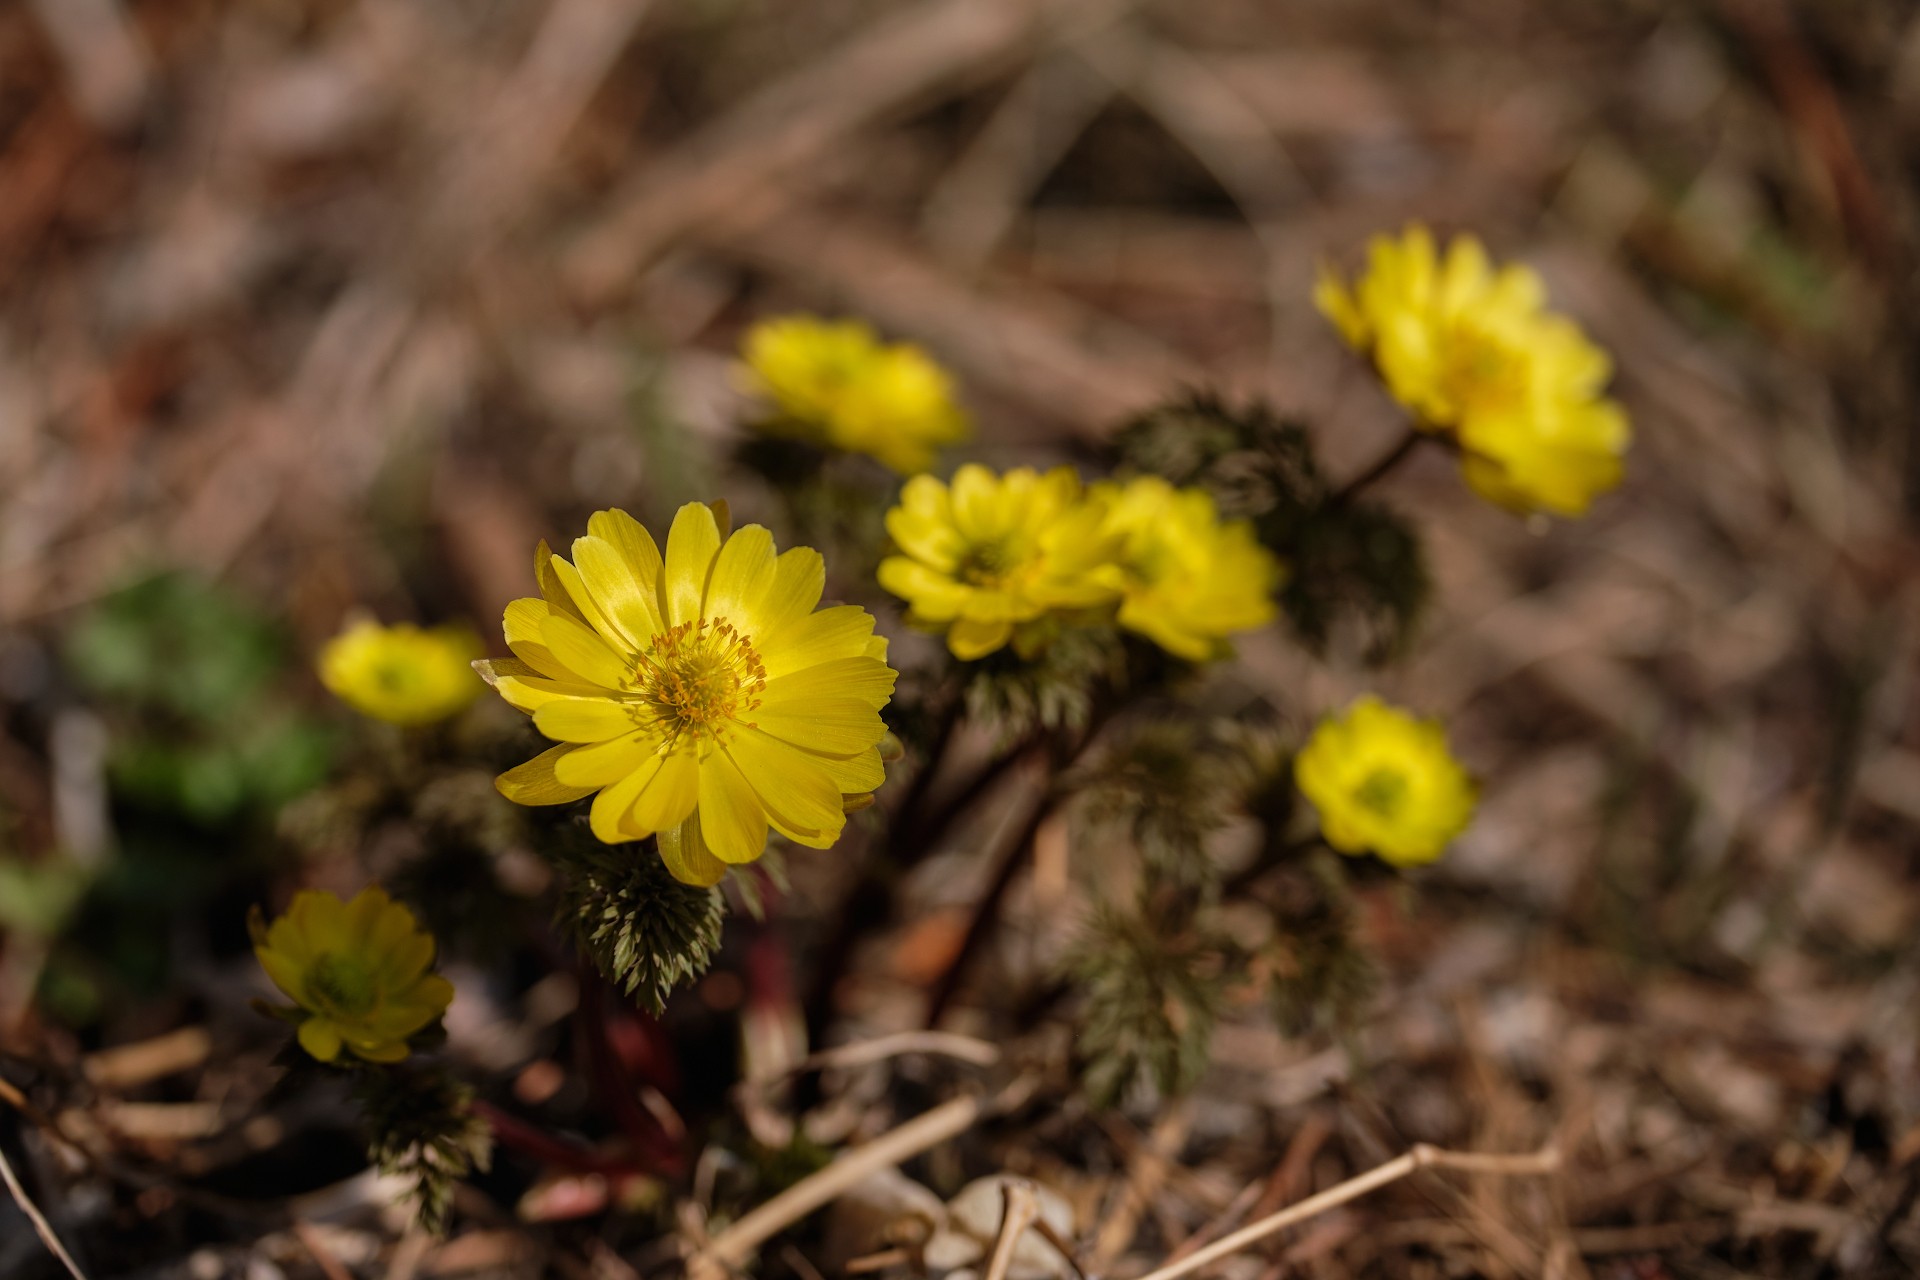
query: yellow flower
251 885 454 1064
1316 225 1630 516
319 619 483 726
1094 476 1282 661
877 465 1119 660
478 504 897 886
738 315 970 475
1294 696 1476 867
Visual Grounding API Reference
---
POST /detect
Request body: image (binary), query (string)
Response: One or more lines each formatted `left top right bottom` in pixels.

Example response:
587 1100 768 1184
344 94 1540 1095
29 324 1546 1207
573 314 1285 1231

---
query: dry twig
1129 1143 1563 1280
0 1141 89 1280
689 1079 1036 1280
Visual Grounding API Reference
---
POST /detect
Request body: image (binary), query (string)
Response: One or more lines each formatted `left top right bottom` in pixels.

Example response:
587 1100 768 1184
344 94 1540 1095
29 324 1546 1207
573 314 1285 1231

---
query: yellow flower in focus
1294 696 1476 867
1316 225 1630 516
478 505 897 886
319 619 483 726
877 465 1120 660
739 315 970 475
251 885 454 1064
1094 476 1282 662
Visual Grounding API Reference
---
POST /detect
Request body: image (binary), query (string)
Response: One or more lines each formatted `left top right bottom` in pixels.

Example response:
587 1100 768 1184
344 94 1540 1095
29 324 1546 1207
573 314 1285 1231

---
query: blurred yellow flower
1294 696 1476 867
738 315 970 475
478 505 896 886
319 619 482 726
1316 225 1630 516
1094 476 1282 662
251 885 453 1064
877 465 1119 660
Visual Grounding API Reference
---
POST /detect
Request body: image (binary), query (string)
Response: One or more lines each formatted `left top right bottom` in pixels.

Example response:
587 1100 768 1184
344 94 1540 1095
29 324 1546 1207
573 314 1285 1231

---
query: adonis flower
479 504 896 886
318 619 482 726
1093 476 1282 661
1317 225 1630 517
877 465 1119 660
738 315 970 475
251 885 453 1064
1294 696 1476 867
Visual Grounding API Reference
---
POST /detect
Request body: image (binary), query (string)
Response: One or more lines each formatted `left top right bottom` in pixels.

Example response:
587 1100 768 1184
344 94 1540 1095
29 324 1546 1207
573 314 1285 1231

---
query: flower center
1438 323 1528 420
1354 766 1410 819
306 952 378 1018
637 618 766 741
373 658 422 694
958 537 1023 586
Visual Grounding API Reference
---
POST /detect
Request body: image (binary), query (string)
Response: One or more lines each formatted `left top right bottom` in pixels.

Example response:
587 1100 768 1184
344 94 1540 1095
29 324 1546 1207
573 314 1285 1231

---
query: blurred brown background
5 0 1920 1271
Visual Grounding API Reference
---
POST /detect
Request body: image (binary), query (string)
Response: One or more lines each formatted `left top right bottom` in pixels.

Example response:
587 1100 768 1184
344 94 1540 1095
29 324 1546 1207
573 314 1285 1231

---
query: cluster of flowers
879 464 1282 662
277 223 1626 1063
737 315 969 475
1316 225 1630 517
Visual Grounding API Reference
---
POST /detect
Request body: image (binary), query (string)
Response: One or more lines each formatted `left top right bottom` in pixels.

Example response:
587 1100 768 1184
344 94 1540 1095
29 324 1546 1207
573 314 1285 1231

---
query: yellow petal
587 509 665 590
552 729 659 787
949 464 999 538
948 616 1012 660
657 815 728 887
751 696 887 755
497 743 599 805
549 555 632 655
590 754 665 843
535 540 588 623
812 745 885 794
764 655 897 713
755 547 826 638
341 884 392 948
348 1037 410 1064
488 671 609 714
533 696 643 744
704 524 777 630
298 1018 344 1062
573 534 664 648
503 599 575 679
760 607 881 679
664 503 722 627
628 747 701 835
698 748 770 864
724 727 845 838
256 947 307 1003
539 612 632 690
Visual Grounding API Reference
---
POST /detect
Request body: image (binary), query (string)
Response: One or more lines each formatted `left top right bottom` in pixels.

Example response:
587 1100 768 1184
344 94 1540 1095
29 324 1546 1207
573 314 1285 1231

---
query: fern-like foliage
1066 900 1237 1108
354 1067 493 1235
1082 719 1230 895
963 624 1127 739
1266 853 1377 1036
550 828 725 1016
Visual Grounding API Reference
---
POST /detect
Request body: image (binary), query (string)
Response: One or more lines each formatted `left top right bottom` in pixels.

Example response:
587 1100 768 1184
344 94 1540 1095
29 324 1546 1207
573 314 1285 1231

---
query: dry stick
1128 1144 1562 1280
0 1141 89 1280
783 1030 1003 1076
690 1081 1035 1279
292 1221 355 1280
983 1180 1044 1280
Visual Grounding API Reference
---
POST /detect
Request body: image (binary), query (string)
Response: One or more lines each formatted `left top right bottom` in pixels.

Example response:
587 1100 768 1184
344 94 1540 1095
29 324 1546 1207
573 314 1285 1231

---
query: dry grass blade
0 1141 89 1280
566 0 1064 298
689 1079 1036 1280
1129 1144 1563 1280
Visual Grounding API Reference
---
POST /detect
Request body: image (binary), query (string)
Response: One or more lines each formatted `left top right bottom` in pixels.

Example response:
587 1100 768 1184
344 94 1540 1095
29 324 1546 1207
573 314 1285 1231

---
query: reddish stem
468 1099 644 1179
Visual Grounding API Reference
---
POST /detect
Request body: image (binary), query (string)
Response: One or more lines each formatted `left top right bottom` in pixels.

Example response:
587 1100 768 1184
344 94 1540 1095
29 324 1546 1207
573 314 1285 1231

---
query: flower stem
920 777 1058 1029
468 1099 645 1178
1331 429 1422 504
